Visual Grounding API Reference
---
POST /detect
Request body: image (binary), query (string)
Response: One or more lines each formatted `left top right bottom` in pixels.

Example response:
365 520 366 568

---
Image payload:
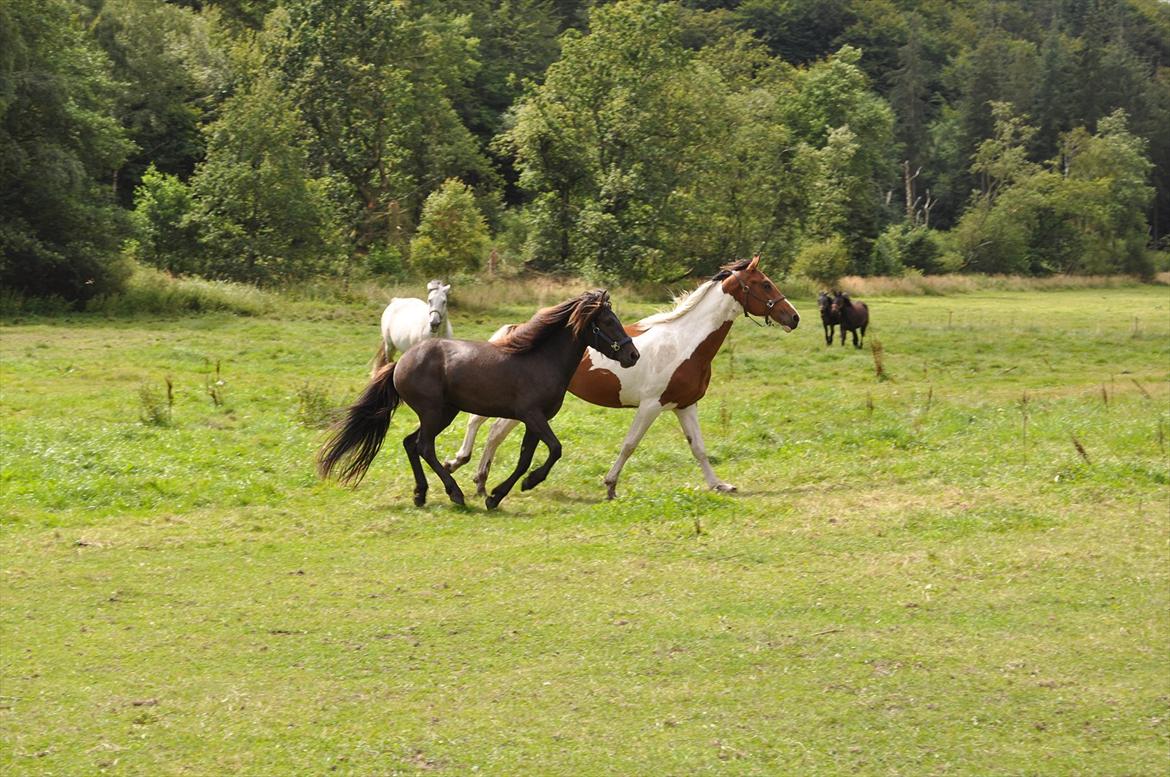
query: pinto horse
319 290 640 510
444 257 800 499
818 291 840 346
371 280 452 376
831 291 868 348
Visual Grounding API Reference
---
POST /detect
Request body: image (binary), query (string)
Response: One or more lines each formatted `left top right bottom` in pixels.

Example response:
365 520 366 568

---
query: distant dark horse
818 291 840 345
318 290 640 510
831 292 869 348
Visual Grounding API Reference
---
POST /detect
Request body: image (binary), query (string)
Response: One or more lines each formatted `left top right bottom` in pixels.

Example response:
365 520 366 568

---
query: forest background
3 0 1169 305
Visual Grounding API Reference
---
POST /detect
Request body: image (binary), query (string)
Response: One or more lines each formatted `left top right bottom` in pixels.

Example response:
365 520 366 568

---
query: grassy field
1 284 1168 775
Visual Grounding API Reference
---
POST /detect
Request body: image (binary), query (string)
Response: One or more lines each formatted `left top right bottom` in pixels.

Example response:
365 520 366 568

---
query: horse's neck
640 283 740 363
534 325 590 385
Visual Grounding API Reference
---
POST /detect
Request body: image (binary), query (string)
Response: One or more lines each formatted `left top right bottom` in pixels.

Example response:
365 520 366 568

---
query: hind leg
416 407 465 506
675 403 734 492
486 428 539 510
475 417 521 496
444 413 488 473
853 327 862 348
402 428 428 506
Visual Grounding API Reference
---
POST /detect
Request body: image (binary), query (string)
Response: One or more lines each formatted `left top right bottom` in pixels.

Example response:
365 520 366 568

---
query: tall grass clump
86 265 274 316
138 377 174 426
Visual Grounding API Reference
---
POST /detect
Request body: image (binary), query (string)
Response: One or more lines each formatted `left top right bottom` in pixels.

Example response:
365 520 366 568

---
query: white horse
371 280 452 376
443 257 800 498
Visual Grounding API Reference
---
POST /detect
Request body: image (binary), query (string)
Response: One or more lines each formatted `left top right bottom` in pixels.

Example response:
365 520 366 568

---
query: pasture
1 285 1168 775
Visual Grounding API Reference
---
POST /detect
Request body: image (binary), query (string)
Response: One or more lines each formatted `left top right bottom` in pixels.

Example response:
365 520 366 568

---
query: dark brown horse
318 290 640 510
831 291 869 348
818 291 840 345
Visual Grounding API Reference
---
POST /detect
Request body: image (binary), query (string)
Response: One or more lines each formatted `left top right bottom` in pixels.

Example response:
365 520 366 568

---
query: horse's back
396 338 530 418
381 297 432 351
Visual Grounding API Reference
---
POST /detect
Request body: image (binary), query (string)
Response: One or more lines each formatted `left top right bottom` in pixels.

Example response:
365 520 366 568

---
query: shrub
129 165 202 275
791 236 850 286
410 179 490 277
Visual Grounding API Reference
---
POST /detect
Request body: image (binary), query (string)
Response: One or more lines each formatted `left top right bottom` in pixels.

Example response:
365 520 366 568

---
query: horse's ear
441 284 451 294
748 255 760 270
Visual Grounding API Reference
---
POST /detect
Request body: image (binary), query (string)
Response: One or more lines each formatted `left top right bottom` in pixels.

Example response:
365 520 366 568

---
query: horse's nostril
792 313 800 323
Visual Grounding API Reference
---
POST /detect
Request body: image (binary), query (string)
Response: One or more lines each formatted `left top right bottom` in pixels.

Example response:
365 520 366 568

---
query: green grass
2 287 1168 775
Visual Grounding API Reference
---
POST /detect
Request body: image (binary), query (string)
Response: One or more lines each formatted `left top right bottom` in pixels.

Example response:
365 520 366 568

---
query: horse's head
723 255 800 331
578 290 640 368
426 280 451 333
818 291 832 313
830 291 850 317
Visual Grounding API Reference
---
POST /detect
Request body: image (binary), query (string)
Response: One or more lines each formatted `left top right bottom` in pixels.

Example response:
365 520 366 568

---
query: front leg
674 404 735 492
520 416 562 492
603 402 664 500
486 428 539 510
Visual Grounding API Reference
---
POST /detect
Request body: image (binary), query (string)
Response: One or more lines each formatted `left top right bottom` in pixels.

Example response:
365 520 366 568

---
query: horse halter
591 323 634 354
732 269 787 327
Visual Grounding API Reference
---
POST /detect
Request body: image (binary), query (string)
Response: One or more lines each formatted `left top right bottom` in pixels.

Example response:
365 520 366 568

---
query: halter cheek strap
591 324 634 354
732 270 786 327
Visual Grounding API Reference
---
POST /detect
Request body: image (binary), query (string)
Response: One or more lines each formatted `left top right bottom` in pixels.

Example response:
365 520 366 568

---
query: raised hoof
712 482 737 493
520 476 537 492
442 457 466 473
485 494 501 510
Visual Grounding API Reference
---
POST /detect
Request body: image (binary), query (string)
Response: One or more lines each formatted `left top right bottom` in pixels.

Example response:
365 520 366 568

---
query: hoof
474 484 487 497
605 484 617 500
413 492 426 507
520 476 536 492
448 490 465 506
712 482 737 493
485 494 501 510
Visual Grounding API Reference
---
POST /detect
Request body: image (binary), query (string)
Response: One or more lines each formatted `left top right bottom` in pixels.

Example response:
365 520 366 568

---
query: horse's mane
494 289 610 354
637 258 752 330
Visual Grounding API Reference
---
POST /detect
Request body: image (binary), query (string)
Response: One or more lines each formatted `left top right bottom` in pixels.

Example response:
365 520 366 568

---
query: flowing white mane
636 279 722 330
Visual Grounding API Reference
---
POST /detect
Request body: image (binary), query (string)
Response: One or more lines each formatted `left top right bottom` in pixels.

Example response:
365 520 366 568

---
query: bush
870 224 949 275
791 236 850 286
364 244 406 278
129 165 202 275
410 179 490 277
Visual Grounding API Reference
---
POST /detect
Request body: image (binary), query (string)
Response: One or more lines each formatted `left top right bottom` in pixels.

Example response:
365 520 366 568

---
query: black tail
317 363 400 485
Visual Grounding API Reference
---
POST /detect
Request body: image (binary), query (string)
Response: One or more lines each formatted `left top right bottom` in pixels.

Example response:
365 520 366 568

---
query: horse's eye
763 282 772 289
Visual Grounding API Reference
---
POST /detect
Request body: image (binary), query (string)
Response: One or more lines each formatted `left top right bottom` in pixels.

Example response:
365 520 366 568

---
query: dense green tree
272 0 495 251
0 0 135 302
86 0 211 202
185 74 341 284
777 46 896 270
410 178 491 276
955 106 1155 275
505 1 732 279
128 164 201 275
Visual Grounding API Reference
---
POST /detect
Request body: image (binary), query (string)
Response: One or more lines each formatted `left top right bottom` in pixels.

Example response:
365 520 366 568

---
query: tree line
2 0 1167 303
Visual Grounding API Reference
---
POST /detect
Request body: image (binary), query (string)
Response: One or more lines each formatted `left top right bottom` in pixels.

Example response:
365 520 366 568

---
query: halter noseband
591 324 634 354
732 269 786 327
